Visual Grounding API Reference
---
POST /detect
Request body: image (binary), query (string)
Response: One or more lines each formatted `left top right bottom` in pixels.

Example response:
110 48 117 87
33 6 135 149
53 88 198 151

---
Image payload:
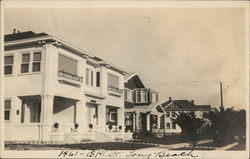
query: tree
171 112 205 148
204 106 246 144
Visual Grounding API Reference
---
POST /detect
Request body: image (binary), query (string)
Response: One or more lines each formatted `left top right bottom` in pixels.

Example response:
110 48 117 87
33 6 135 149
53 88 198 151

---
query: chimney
13 29 16 34
169 97 172 101
191 100 194 104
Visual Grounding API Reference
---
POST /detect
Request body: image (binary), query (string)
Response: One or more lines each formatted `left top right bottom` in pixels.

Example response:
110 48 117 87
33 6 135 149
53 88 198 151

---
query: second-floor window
21 52 42 73
32 52 41 72
108 73 119 88
125 89 133 101
96 72 100 87
136 91 141 103
86 69 90 85
4 55 14 75
58 54 77 75
21 53 30 73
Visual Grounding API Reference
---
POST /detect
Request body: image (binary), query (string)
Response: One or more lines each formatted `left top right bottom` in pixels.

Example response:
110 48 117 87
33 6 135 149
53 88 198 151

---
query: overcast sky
4 7 246 109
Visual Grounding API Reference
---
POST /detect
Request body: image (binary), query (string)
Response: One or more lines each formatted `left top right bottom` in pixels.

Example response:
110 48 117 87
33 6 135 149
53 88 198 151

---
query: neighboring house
160 97 211 134
123 73 165 133
4 30 131 142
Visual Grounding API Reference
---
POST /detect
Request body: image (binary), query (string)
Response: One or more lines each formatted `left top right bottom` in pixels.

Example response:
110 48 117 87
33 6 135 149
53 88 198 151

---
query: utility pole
220 81 223 107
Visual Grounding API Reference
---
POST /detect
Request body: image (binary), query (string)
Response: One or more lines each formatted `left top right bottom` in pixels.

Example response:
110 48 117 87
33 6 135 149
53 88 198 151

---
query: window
141 91 147 103
96 72 100 87
172 123 176 129
166 111 170 117
58 54 77 75
172 111 176 117
86 69 90 85
124 89 127 100
32 52 41 72
125 113 132 126
91 71 93 86
151 93 157 102
108 73 119 88
136 91 141 103
4 56 14 75
166 123 170 129
106 107 118 125
125 89 133 101
4 100 11 120
21 53 30 73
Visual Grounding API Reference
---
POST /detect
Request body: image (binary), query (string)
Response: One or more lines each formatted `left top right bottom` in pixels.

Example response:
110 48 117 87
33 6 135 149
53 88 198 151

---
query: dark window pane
4 66 12 75
22 54 30 63
21 64 29 73
58 54 77 75
4 111 10 120
33 52 41 61
108 73 119 88
96 72 100 87
5 100 11 109
4 56 13 65
32 62 41 72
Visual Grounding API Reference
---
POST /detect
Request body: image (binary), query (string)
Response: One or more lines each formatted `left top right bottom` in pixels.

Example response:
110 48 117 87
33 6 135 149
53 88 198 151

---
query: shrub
89 123 93 129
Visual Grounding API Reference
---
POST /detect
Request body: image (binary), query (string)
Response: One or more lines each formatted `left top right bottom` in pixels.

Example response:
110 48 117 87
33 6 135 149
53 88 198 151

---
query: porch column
75 100 88 131
157 115 160 129
97 103 106 132
135 112 140 131
41 95 54 141
146 114 150 131
132 113 136 132
117 108 125 132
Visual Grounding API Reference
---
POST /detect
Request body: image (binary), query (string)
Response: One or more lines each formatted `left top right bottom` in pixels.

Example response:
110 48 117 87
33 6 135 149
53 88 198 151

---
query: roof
4 31 129 74
125 102 164 113
5 31 49 42
161 99 211 111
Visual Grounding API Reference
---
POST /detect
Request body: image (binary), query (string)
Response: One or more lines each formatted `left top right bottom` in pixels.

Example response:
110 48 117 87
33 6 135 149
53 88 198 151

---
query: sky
4 7 247 109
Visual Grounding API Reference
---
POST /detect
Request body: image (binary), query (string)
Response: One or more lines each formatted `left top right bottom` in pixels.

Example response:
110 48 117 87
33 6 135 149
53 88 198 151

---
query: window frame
32 52 42 72
19 50 43 74
4 99 11 121
4 55 14 75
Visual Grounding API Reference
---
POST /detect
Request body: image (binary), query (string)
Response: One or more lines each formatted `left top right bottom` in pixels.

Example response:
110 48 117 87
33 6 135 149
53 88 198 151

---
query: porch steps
94 133 115 142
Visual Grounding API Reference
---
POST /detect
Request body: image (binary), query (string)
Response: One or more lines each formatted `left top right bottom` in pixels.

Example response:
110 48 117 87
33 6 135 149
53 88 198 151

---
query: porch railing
108 86 123 94
58 71 83 82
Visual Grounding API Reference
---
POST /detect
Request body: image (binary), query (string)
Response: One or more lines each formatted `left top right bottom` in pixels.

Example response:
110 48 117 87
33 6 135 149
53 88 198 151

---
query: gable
164 102 184 110
125 75 145 89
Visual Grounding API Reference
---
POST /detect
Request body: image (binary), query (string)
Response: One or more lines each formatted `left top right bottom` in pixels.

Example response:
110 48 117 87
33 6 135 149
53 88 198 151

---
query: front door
140 113 147 131
87 103 98 127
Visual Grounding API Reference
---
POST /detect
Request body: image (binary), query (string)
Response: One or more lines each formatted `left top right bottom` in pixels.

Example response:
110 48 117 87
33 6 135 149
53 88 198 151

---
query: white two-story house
4 30 130 142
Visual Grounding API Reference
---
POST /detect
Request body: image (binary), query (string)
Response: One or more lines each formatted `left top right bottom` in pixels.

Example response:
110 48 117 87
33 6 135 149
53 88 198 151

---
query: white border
1 1 249 159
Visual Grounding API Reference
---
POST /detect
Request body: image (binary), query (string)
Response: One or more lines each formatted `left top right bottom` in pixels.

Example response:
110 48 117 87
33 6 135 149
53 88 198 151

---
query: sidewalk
137 139 213 150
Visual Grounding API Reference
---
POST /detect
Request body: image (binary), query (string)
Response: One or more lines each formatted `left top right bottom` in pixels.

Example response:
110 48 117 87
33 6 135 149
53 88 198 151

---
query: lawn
5 142 155 151
134 135 189 145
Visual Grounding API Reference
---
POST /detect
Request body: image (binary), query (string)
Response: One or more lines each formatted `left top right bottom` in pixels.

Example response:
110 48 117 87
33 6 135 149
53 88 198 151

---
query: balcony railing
108 86 123 94
58 71 83 82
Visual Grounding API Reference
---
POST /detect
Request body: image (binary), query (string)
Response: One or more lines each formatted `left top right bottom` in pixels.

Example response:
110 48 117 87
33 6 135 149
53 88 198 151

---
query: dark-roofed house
124 73 165 134
160 97 211 134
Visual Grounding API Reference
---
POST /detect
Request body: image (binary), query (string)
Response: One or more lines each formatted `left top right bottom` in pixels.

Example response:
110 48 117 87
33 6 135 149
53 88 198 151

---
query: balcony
108 86 123 97
108 86 123 94
58 71 83 87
